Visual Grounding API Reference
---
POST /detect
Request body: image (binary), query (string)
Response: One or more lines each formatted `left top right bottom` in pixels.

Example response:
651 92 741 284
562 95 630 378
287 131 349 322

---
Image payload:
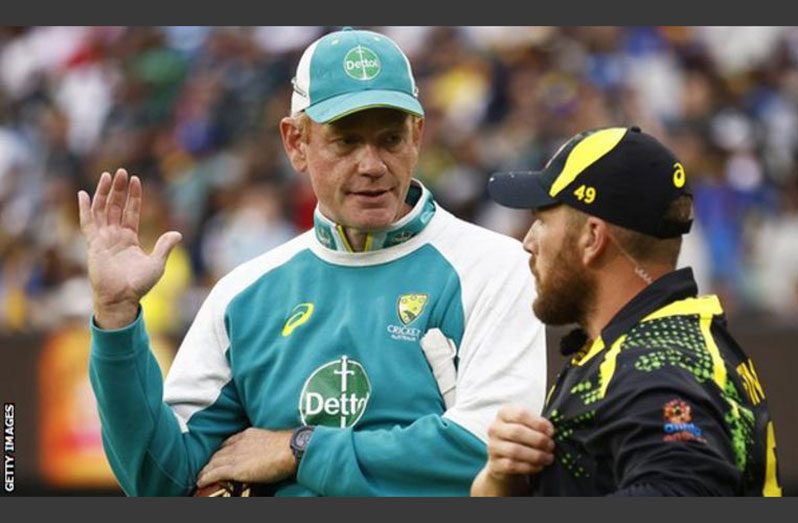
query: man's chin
346 209 403 231
532 297 576 326
346 220 393 232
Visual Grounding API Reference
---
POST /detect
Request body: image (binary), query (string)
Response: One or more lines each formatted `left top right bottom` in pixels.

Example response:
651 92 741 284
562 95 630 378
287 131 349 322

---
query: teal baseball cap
290 28 424 123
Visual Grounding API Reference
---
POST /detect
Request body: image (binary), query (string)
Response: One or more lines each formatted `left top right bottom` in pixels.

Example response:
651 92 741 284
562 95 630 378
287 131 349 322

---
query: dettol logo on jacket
299 356 371 428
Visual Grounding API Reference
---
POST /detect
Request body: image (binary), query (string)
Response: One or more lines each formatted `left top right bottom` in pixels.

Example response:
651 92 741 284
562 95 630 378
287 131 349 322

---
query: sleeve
443 253 547 441
89 287 249 496
595 348 742 496
296 248 547 496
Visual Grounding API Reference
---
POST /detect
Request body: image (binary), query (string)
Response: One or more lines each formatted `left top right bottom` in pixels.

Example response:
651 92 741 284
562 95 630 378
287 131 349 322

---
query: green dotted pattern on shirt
627 315 714 382
549 408 595 478
723 379 755 472
570 379 602 406
624 314 755 473
549 313 759 483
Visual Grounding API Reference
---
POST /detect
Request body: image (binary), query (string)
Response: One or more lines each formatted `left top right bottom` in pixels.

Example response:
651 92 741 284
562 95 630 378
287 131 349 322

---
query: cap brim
305 90 424 123
488 171 559 210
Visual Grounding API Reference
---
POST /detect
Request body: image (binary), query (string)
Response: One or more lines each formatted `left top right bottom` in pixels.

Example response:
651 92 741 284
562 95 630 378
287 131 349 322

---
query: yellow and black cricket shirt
533 268 781 496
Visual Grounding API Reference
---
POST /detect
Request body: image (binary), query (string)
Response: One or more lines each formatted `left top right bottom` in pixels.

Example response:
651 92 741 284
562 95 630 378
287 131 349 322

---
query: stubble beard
531 239 596 328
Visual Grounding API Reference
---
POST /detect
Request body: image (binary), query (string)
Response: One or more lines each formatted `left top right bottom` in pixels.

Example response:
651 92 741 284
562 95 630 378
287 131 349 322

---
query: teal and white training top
89 181 547 496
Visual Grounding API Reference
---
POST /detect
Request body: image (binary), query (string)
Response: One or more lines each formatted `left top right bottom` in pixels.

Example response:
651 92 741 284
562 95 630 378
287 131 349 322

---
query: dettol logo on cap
299 356 371 428
343 46 381 81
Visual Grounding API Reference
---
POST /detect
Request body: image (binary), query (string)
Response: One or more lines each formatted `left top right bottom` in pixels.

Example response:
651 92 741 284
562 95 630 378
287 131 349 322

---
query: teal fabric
88 189 496 495
222 245 480 495
89 311 249 496
302 28 423 123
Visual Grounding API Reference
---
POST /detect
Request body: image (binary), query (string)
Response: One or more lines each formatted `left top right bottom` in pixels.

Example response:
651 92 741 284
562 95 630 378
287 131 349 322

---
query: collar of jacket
560 267 701 356
312 180 436 253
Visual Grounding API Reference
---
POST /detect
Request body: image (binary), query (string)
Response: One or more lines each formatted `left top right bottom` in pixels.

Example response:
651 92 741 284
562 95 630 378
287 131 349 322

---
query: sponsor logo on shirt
662 399 706 443
299 356 371 428
282 303 315 337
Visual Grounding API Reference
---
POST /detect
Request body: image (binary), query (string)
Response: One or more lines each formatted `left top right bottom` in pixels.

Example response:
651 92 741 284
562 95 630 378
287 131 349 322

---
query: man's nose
357 144 388 177
522 223 539 256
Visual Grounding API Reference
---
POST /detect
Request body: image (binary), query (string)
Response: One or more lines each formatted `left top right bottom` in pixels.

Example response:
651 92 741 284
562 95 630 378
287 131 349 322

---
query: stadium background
0 26 795 495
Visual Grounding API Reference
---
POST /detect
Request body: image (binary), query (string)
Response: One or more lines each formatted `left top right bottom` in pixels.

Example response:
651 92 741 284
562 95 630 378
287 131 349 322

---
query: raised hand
78 168 182 329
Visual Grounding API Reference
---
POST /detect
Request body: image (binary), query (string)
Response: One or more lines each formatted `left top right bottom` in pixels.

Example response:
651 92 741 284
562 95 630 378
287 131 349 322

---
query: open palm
78 168 182 329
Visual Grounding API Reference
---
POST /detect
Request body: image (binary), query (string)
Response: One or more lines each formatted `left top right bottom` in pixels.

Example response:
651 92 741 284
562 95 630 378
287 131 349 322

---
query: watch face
296 428 313 448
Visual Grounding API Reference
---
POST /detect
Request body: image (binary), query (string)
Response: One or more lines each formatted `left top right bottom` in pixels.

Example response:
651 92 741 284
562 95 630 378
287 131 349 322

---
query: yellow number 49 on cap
573 184 596 204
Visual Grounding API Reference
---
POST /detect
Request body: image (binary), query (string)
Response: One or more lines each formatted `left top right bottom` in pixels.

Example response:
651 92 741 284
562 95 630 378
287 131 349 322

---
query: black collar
560 267 699 356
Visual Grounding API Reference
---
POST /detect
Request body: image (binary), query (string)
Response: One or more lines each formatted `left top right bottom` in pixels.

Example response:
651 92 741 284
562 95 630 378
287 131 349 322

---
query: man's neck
583 263 671 340
342 228 369 252
312 182 435 253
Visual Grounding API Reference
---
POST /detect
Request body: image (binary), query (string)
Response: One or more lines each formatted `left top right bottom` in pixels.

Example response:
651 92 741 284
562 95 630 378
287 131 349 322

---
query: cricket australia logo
387 293 428 342
343 46 381 81
398 293 427 325
299 356 371 428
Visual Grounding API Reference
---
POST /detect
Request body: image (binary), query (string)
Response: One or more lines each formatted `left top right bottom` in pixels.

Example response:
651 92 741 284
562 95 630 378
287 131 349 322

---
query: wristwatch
290 425 315 467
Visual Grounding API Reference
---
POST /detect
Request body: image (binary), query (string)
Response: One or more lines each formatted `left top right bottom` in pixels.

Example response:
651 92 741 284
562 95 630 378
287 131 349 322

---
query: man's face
300 108 422 231
523 206 596 326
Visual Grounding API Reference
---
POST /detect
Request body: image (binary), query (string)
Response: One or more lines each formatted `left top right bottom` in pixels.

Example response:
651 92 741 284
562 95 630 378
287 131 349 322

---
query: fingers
197 462 232 488
105 168 129 227
122 175 142 233
488 456 547 476
486 406 557 477
91 171 112 225
488 439 554 468
497 405 555 437
222 431 245 448
89 169 132 228
486 429 555 477
152 231 183 264
77 190 94 234
488 417 555 453
197 446 238 487
197 455 224 487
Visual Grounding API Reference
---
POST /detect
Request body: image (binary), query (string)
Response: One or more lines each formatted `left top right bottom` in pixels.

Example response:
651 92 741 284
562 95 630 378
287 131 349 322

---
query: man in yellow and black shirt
471 126 781 496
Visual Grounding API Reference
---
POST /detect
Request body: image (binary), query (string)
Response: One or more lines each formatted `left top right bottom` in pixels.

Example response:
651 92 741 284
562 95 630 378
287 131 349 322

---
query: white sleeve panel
430 210 547 443
163 232 314 432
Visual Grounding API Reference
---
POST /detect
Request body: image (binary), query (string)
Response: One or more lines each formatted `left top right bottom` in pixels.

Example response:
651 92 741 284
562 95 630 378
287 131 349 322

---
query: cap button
630 126 641 133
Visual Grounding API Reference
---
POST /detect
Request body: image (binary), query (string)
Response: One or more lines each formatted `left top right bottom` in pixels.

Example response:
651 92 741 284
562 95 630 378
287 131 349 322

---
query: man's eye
383 134 403 147
335 137 358 147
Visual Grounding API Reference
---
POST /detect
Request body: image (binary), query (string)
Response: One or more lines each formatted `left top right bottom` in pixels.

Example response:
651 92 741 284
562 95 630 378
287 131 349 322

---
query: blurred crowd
2 26 798 339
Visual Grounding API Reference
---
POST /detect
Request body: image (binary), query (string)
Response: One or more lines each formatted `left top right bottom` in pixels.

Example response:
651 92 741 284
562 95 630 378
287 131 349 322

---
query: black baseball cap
488 126 693 238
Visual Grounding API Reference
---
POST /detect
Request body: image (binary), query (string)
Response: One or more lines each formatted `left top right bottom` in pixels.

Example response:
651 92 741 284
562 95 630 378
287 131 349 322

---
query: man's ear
412 116 424 149
280 117 308 173
581 217 610 267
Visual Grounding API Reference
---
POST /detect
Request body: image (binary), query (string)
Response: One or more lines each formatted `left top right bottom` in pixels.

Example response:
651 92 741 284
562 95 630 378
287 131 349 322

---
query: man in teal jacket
80 28 546 496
